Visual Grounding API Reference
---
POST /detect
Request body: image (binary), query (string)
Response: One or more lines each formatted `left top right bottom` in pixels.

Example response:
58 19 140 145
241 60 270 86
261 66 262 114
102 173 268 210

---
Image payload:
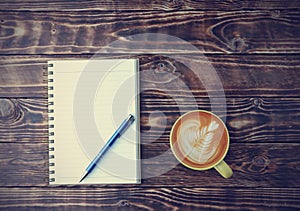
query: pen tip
79 171 89 183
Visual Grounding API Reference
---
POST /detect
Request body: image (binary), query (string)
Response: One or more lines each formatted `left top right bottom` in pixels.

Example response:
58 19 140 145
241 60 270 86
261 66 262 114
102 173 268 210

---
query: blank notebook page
48 59 140 184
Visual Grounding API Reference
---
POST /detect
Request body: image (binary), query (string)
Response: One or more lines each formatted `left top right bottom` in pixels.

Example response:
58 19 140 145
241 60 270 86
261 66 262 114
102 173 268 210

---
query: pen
79 114 135 182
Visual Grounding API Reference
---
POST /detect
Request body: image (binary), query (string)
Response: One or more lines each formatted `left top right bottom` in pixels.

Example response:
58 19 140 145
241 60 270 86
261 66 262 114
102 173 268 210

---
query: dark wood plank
142 143 300 188
0 187 299 210
0 55 299 97
0 0 299 11
0 143 48 186
139 54 300 97
0 141 299 187
140 97 300 144
0 10 299 54
1 96 300 143
0 98 48 142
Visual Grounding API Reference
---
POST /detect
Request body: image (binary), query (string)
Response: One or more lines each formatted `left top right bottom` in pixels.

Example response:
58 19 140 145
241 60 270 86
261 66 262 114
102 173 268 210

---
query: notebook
48 59 140 184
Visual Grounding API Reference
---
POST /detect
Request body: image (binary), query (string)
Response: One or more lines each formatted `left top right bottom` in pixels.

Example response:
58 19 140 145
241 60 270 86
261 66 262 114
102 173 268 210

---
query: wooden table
0 1 300 210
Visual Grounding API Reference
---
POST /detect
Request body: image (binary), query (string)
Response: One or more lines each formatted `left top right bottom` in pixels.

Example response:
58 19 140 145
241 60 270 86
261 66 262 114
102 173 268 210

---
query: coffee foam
176 117 221 164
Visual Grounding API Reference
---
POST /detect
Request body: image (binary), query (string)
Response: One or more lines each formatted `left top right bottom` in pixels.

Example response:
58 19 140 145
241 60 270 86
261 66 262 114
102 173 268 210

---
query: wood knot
270 10 281 18
0 99 15 117
254 156 269 166
142 60 180 84
249 155 270 173
117 200 130 207
170 0 183 8
51 23 56 34
150 60 176 74
252 98 262 107
0 99 22 125
230 37 247 52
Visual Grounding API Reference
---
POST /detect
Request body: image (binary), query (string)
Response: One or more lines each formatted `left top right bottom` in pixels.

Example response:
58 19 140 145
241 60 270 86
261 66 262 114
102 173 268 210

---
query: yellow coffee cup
170 110 232 178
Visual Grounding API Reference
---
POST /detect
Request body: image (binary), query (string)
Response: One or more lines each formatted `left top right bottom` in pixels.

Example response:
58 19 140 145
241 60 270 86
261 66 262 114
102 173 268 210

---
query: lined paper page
48 59 140 184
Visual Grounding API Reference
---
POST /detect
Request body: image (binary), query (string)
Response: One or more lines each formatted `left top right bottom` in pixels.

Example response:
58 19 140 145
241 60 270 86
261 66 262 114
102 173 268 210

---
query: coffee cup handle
214 160 233 178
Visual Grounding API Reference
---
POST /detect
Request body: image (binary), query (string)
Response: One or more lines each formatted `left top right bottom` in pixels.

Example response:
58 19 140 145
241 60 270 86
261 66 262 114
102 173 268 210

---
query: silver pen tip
79 171 89 183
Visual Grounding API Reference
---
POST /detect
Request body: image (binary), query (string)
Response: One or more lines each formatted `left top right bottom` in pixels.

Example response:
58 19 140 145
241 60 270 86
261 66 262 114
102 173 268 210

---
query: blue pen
79 114 135 182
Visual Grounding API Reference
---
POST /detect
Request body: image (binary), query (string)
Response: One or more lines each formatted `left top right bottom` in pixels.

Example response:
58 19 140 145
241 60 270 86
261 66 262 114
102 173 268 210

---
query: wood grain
142 143 300 188
0 1 299 209
0 99 299 187
0 142 299 187
0 187 299 210
0 0 299 11
1 96 300 143
140 96 300 144
0 98 47 142
0 55 299 97
0 143 48 186
0 10 299 54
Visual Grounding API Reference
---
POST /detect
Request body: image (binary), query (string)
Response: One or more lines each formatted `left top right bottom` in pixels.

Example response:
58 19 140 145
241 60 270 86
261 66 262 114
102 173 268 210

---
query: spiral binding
48 62 55 183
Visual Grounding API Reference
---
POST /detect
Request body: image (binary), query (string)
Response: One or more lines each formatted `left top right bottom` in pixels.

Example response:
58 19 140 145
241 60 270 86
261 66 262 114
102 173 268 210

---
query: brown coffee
170 110 229 170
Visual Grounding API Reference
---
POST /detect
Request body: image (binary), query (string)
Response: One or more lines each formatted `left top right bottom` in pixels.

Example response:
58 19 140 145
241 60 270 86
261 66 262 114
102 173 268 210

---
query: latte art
177 119 220 164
